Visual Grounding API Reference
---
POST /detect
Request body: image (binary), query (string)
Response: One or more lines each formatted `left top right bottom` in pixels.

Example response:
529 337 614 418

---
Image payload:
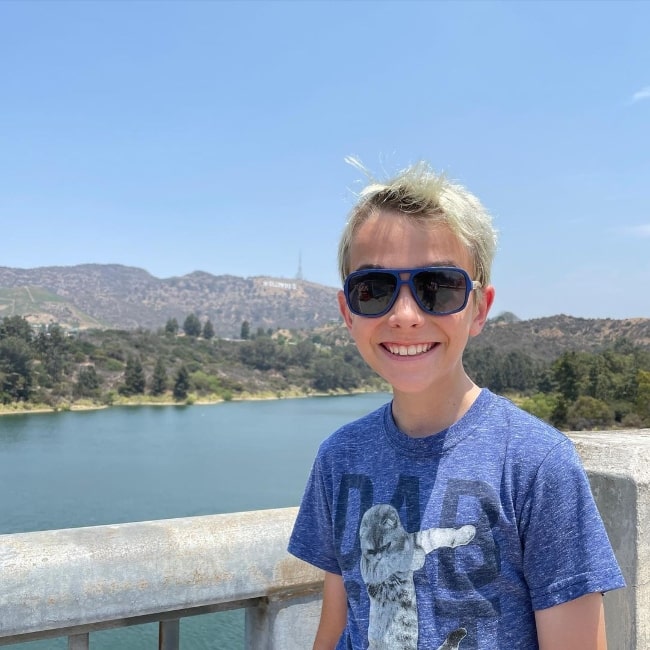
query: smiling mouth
384 343 435 357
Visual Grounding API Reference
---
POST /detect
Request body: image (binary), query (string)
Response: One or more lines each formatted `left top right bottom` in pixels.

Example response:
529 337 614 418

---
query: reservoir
0 393 391 649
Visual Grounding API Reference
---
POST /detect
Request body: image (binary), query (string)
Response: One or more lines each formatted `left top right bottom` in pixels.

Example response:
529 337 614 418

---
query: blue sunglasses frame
343 266 481 318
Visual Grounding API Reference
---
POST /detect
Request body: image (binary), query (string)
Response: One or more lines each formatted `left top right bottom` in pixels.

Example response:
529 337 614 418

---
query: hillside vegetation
1 314 649 431
0 315 385 409
1 264 649 429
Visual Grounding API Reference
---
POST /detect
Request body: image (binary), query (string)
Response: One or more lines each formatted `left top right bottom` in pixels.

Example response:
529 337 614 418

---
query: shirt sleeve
520 439 625 610
288 454 342 575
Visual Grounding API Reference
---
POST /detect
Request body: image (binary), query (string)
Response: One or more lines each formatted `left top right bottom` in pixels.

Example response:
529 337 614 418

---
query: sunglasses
343 267 481 318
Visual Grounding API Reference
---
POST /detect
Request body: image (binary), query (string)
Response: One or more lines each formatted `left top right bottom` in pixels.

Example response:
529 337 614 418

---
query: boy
288 162 624 649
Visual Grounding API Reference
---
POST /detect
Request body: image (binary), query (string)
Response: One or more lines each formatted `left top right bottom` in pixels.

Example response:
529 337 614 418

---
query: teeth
386 343 433 356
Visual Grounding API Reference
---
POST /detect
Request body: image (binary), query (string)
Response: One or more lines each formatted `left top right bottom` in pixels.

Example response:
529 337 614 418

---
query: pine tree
150 358 167 396
173 365 190 400
202 319 215 340
183 313 202 338
553 352 581 402
0 336 33 402
240 320 250 340
74 365 101 398
120 355 146 395
0 315 33 343
36 324 67 383
165 318 179 335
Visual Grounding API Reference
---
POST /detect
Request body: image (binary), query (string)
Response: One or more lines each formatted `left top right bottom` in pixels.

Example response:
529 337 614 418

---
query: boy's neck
391 376 481 438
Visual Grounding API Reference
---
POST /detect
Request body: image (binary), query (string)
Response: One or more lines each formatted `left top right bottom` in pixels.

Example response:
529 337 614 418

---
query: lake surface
0 393 391 649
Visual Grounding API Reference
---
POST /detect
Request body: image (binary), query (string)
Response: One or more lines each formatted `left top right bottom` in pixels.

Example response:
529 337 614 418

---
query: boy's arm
313 571 347 650
535 593 607 649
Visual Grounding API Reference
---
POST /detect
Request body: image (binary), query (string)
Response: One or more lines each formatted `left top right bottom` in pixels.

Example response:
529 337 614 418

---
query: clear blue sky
1 0 648 320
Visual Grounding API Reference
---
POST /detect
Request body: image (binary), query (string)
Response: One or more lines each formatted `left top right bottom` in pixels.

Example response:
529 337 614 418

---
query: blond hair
338 159 498 288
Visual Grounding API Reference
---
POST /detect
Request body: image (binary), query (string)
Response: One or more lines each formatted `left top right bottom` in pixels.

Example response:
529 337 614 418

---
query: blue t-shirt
288 389 624 650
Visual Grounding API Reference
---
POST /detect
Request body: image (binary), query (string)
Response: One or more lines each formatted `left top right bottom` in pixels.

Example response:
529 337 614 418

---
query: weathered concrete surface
246 591 323 649
0 507 323 638
569 429 650 650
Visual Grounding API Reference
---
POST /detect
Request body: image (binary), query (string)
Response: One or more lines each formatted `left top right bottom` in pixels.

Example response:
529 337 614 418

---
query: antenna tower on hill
296 252 304 281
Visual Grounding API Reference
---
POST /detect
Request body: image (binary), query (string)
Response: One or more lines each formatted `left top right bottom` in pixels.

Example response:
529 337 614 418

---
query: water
0 393 391 649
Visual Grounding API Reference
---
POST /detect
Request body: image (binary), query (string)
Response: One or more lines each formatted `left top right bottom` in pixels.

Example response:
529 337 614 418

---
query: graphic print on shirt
359 503 475 650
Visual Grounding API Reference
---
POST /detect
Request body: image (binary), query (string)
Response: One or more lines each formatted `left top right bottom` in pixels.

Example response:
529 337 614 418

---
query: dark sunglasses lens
348 272 397 315
414 269 468 314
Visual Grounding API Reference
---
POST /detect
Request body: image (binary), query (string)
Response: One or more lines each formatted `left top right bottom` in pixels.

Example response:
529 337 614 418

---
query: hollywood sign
262 281 297 291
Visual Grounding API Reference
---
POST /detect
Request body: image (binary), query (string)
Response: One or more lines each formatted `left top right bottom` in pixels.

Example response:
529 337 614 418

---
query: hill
0 264 649 357
470 314 650 359
0 265 340 337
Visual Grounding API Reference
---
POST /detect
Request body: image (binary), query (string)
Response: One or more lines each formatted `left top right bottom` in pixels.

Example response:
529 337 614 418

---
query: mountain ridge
0 264 340 336
1 265 649 353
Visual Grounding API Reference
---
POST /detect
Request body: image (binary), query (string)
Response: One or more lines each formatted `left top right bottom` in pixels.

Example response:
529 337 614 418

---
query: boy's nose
388 285 425 326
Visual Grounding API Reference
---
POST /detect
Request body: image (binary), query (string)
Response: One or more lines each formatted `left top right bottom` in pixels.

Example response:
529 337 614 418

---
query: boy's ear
337 290 354 330
469 285 495 338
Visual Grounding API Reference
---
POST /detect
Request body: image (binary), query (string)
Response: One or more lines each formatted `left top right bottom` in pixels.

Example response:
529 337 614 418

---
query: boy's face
337 210 494 398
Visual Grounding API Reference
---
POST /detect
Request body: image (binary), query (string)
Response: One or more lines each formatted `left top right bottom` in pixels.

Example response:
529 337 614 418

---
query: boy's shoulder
480 389 567 440
476 389 574 460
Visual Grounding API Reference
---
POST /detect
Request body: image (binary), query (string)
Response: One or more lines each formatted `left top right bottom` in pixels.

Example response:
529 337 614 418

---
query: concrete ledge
569 429 650 649
0 507 323 640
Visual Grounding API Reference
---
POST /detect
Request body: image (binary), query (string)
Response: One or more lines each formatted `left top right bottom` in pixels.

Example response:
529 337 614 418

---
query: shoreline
0 387 389 417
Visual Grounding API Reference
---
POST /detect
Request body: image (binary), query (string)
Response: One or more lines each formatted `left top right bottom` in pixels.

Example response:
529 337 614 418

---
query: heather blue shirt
288 389 624 650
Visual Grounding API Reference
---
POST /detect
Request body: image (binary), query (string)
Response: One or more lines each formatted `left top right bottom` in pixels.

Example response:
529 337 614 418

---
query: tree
312 357 360 392
550 397 569 429
165 318 179 335
636 370 650 424
0 336 33 402
120 355 145 395
202 319 215 340
464 345 505 392
239 339 281 371
183 313 202 337
150 358 168 396
240 320 250 340
0 315 33 343
35 324 68 383
499 350 539 392
553 352 581 402
292 340 315 366
173 365 191 400
74 366 101 398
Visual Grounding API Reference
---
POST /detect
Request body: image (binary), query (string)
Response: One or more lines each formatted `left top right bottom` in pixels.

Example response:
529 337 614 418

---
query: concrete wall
0 508 324 645
570 430 650 649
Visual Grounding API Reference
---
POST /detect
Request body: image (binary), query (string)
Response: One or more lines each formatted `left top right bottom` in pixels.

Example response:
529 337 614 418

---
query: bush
520 393 559 423
621 412 643 429
190 371 221 394
98 358 123 372
567 396 614 431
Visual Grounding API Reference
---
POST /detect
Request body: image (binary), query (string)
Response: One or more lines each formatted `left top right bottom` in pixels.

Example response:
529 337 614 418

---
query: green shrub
520 393 559 423
98 358 123 372
567 396 614 431
190 371 221 394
